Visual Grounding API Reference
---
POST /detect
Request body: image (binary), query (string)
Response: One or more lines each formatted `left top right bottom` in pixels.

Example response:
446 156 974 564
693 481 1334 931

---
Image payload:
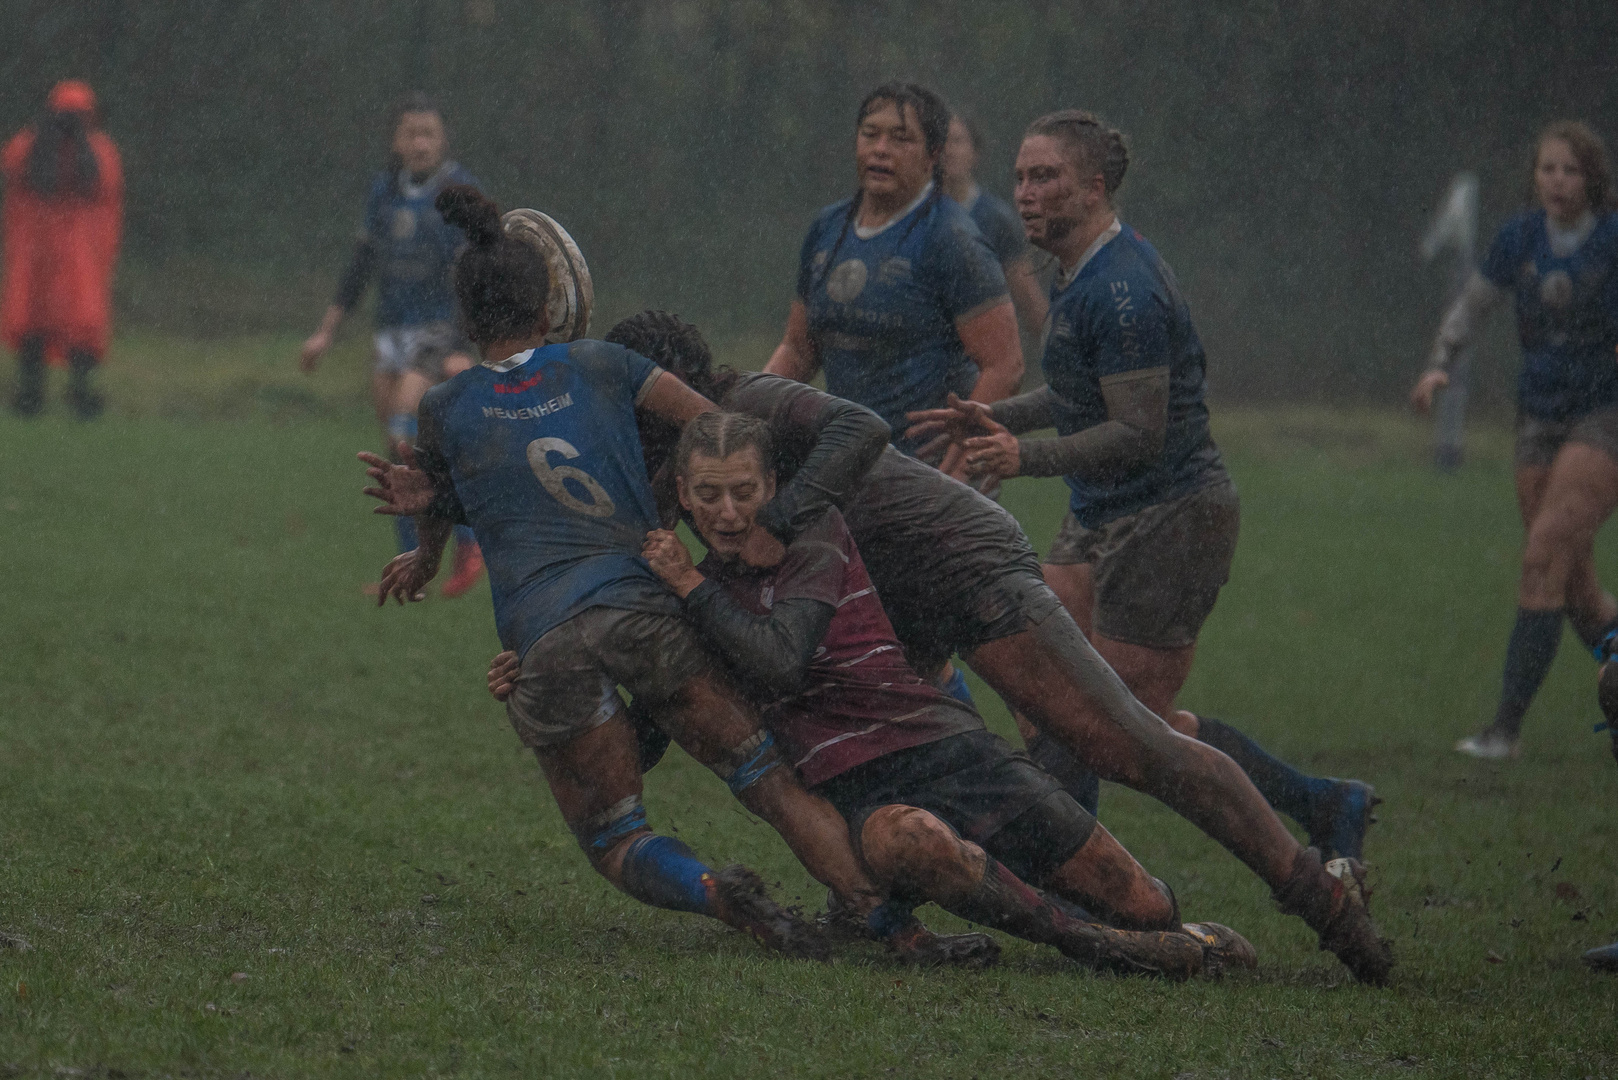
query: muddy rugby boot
1182 922 1259 976
817 890 1000 968
709 865 829 961
1274 846 1394 985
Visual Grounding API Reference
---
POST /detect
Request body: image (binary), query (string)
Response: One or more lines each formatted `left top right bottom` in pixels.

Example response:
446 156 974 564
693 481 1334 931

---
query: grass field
2 335 1617 1078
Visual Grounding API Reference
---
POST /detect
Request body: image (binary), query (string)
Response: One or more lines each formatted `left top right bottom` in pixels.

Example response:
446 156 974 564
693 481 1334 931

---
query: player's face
1535 137 1589 224
856 101 935 203
941 117 977 185
393 111 447 176
677 448 777 560
1014 135 1087 250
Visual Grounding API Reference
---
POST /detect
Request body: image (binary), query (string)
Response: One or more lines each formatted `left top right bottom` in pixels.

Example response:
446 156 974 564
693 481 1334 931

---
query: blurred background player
1412 121 1618 760
911 110 1377 860
941 111 1048 338
764 82 1023 462
3 79 122 419
299 93 483 596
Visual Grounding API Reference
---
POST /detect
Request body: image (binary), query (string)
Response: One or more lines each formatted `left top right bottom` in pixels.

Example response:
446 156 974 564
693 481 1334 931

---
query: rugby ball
501 208 593 344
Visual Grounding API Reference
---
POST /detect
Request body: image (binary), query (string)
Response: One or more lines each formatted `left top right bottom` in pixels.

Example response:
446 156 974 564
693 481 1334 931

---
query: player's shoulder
782 509 854 578
805 197 856 244
928 194 988 241
1492 208 1544 251
725 370 813 410
443 161 480 190
419 366 480 416
972 189 1019 228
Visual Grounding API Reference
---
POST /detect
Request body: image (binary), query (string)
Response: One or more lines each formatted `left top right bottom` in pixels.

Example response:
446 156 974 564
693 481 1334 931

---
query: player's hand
903 393 997 445
377 548 437 606
1410 370 1449 415
643 530 705 598
487 650 520 702
961 419 1020 480
299 330 332 373
359 442 436 516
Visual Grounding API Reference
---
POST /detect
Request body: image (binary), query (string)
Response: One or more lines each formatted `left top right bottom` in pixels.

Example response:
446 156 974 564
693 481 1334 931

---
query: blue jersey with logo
796 191 1009 455
359 161 481 329
1042 223 1225 527
415 340 678 657
967 189 1029 267
1479 208 1618 421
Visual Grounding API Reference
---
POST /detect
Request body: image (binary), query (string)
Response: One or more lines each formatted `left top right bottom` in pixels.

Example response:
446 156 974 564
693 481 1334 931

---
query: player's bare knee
860 805 979 892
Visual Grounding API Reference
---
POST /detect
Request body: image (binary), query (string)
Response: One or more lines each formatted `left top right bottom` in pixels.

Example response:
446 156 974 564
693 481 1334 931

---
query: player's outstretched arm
741 382 889 542
376 516 451 606
359 442 439 517
990 367 1167 482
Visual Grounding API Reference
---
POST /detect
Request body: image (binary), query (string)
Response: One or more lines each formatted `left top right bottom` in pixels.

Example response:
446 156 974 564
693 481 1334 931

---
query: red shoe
440 540 485 598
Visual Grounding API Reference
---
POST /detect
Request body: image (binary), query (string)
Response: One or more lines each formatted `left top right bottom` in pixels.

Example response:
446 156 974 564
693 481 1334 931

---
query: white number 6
526 437 617 518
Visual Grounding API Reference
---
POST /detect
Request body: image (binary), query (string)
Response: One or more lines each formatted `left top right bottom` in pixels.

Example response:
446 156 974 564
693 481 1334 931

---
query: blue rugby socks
1194 716 1331 827
940 666 975 706
1490 607 1565 739
618 834 716 916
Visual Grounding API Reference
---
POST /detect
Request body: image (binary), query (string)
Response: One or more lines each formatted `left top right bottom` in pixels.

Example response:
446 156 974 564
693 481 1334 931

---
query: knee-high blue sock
1491 608 1565 739
387 413 419 553
1194 716 1330 827
618 834 716 916
940 666 975 707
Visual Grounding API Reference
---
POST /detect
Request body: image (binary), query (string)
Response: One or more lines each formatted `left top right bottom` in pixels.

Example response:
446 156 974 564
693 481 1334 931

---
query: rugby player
368 185 923 960
439 310 1389 983
940 112 1048 336
301 94 483 595
1412 121 1618 761
764 82 1023 462
638 411 1257 979
908 110 1378 861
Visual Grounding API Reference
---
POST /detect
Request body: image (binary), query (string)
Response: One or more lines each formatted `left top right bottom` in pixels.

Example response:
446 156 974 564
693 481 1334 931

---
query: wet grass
0 336 1615 1077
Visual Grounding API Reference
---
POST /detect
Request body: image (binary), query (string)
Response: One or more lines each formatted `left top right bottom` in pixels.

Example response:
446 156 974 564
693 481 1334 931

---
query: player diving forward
368 185 955 960
405 310 1389 984
634 411 1258 979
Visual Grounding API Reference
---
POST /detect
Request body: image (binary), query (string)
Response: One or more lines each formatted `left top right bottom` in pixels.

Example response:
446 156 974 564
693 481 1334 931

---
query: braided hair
673 411 775 482
1024 110 1129 200
817 81 953 289
24 107 99 198
436 185 551 347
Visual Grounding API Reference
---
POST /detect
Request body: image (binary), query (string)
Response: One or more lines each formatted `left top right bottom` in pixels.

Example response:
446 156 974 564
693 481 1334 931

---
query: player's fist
377 548 437 606
903 392 996 444
487 650 520 702
1410 369 1449 415
643 529 704 598
962 422 1020 480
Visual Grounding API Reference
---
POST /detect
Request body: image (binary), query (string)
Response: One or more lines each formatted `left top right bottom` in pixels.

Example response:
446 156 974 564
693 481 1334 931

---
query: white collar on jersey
482 348 534 373
1056 216 1123 290
854 182 934 240
1547 209 1597 259
398 160 456 200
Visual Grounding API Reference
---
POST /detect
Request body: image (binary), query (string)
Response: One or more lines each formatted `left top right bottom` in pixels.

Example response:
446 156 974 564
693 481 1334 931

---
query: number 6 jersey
415 340 682 657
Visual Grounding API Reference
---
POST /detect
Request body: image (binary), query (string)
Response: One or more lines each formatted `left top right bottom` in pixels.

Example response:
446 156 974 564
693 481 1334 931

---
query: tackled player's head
437 185 552 349
673 412 776 560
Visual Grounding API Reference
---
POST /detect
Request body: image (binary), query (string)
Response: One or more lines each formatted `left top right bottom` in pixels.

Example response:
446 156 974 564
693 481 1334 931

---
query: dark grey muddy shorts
1046 478 1240 650
504 607 712 749
1514 407 1618 469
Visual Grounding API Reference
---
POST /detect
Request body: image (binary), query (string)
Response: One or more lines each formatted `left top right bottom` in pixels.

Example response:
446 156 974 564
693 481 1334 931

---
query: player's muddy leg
964 607 1300 888
652 673 886 919
536 710 825 959
383 370 436 553
858 806 1202 979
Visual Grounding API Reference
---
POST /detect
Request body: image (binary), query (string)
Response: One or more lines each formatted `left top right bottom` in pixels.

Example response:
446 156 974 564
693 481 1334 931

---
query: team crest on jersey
392 208 418 241
1540 269 1574 309
826 259 869 303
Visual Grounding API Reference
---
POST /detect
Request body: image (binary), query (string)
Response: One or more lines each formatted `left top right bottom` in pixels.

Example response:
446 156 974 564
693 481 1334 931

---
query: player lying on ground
368 307 1393 982
587 411 1254 978
367 185 955 962
616 312 1395 984
907 109 1377 864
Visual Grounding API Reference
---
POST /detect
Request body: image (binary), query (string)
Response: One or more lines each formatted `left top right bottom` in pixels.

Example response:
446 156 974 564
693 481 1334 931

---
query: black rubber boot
11 337 45 416
66 349 105 420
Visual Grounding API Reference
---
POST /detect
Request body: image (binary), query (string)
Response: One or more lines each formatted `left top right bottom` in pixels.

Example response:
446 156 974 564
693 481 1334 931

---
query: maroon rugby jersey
696 509 980 786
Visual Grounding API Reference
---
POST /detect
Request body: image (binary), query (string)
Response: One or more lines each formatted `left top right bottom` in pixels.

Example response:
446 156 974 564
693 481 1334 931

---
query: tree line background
3 0 1616 406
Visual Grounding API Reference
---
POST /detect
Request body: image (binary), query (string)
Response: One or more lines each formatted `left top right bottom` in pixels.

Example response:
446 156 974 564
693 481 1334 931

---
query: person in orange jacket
3 80 123 419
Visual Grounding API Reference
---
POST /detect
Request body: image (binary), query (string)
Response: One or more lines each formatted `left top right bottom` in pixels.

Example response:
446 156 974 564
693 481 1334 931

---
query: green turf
1 337 1616 1077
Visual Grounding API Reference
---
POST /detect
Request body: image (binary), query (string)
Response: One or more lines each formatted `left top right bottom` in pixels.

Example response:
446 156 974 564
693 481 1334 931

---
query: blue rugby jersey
966 189 1029 267
359 161 481 329
415 340 679 657
1041 223 1225 528
1479 208 1618 421
796 190 1008 455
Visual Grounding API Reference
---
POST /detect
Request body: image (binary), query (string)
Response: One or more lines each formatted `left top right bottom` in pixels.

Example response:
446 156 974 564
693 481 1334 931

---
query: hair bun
436 184 502 246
